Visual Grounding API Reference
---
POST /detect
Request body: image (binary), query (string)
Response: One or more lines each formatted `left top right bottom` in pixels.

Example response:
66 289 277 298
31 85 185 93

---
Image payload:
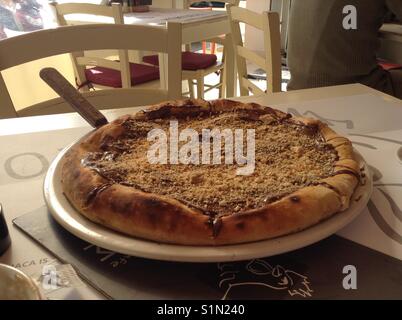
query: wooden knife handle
40 68 108 128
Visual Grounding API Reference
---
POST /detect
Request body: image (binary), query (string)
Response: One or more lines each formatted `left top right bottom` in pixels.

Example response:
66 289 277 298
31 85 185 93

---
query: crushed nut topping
83 109 338 215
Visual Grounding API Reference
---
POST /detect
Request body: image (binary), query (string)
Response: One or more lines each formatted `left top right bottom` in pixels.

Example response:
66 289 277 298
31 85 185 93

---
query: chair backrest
51 2 131 89
228 5 281 95
0 23 182 119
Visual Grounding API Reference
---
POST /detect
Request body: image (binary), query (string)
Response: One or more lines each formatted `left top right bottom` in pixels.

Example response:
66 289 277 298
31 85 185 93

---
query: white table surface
65 8 226 25
1 84 401 299
379 23 402 64
380 23 402 39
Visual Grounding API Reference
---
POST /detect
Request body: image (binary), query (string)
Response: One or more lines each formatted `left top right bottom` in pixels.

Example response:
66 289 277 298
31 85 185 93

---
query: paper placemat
13 207 402 300
276 94 402 135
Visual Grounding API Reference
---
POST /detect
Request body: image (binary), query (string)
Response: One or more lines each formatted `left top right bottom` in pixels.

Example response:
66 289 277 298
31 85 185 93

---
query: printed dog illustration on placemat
218 259 313 300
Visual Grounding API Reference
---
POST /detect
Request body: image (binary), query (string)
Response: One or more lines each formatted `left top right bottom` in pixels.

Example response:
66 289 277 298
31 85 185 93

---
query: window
0 0 105 39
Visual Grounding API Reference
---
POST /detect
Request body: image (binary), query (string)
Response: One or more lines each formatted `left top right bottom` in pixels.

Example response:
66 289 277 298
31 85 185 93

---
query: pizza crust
61 99 360 245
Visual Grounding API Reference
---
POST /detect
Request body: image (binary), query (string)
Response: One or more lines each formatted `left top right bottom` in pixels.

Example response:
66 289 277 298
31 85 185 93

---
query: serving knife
40 67 108 128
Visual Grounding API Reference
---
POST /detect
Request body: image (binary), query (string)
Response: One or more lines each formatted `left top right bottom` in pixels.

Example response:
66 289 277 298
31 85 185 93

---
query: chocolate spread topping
82 106 341 224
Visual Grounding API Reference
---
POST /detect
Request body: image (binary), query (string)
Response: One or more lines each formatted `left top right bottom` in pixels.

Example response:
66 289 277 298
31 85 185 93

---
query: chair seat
143 52 218 71
85 63 160 88
378 60 402 71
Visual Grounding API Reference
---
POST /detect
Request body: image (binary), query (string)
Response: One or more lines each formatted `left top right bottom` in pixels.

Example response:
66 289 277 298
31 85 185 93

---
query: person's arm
386 0 402 21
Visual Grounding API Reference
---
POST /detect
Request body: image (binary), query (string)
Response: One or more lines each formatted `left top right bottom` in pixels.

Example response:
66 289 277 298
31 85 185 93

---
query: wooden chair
0 23 182 119
143 0 239 99
51 2 160 91
228 5 282 95
186 0 240 99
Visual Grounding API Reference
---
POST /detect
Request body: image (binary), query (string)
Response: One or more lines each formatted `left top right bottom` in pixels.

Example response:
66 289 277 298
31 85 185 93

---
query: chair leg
197 76 204 99
218 70 226 98
188 79 195 98
219 47 226 98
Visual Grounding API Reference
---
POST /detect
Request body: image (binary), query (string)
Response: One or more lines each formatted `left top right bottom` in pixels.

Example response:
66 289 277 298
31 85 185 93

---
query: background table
1 84 401 299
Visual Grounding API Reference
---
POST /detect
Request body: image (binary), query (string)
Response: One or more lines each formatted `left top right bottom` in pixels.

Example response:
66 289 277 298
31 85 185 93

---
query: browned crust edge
61 99 360 245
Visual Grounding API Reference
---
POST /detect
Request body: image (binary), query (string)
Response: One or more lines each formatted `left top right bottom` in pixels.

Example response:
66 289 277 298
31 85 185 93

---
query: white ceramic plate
44 144 372 263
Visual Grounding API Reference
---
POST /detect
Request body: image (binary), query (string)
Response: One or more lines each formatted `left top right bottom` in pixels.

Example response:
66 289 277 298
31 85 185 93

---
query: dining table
63 7 236 97
1 83 402 300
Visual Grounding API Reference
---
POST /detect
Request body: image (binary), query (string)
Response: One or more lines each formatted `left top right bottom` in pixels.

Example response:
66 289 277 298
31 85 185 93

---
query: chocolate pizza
61 99 360 245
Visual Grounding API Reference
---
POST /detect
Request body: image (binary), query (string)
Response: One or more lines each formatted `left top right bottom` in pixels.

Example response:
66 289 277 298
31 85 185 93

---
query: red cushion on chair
85 63 160 88
378 60 402 71
143 52 217 71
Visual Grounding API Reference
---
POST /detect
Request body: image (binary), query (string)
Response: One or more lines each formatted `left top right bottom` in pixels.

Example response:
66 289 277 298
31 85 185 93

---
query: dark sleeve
386 0 402 21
